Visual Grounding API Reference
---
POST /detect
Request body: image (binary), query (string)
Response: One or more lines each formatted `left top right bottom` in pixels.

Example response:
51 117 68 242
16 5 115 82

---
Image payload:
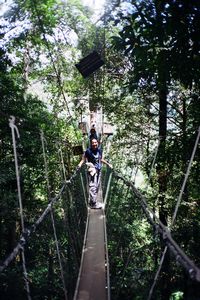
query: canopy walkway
0 119 200 300
73 183 109 300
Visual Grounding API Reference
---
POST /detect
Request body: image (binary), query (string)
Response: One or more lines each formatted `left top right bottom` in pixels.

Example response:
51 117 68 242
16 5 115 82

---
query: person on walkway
89 127 98 142
78 138 112 208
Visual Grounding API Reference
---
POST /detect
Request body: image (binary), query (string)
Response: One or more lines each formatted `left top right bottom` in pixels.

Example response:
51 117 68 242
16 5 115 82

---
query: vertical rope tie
9 116 32 300
40 131 68 300
80 172 88 209
104 170 112 209
147 126 200 300
58 146 67 182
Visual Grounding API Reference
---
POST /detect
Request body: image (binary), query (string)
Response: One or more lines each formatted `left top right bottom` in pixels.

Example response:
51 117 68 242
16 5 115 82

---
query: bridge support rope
41 131 68 300
9 116 32 300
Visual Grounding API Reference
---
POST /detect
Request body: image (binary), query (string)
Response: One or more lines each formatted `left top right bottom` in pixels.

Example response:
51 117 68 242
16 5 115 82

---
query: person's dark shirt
85 147 102 170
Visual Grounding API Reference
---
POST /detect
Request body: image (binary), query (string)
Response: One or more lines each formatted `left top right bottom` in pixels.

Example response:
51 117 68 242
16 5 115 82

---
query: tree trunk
158 85 167 226
157 76 171 300
153 0 171 272
47 247 54 300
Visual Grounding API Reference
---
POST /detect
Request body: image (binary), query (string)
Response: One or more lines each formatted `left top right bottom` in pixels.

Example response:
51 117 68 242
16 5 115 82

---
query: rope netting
104 127 200 300
0 117 88 300
105 167 200 299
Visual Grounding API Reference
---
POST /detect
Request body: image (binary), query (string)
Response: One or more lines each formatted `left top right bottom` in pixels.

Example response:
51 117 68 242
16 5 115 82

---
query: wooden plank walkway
73 187 108 300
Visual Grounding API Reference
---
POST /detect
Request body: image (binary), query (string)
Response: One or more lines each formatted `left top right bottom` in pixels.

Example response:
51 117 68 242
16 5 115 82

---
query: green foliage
105 175 156 299
0 6 86 297
110 0 200 89
1 0 200 299
170 291 184 300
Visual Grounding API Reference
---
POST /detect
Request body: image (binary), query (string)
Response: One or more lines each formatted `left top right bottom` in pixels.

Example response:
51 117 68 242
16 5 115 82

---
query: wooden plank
73 179 108 300
74 208 107 300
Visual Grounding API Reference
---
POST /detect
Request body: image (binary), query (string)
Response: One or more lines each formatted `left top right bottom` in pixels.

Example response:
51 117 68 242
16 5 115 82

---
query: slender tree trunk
158 89 171 300
181 95 188 202
47 247 54 300
181 95 190 299
158 85 167 226
156 74 171 299
23 42 30 89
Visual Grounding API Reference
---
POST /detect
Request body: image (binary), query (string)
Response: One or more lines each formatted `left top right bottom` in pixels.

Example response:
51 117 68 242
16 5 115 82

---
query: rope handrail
0 171 79 273
112 170 200 283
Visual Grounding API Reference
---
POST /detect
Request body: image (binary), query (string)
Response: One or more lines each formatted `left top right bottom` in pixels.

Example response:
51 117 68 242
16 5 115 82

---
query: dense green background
0 0 200 299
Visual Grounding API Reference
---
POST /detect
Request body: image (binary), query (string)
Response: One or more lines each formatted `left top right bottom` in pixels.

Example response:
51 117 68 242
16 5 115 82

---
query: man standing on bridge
77 138 112 208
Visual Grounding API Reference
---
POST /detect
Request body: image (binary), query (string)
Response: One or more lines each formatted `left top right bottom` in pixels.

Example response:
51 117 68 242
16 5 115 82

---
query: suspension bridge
0 116 200 300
